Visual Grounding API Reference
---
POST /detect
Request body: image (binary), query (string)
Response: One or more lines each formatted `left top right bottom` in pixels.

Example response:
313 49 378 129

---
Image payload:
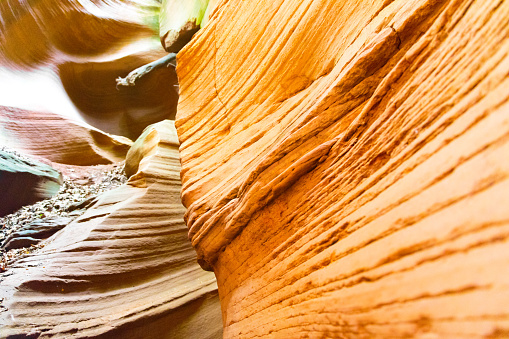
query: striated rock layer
0 121 222 338
0 105 132 165
176 0 509 337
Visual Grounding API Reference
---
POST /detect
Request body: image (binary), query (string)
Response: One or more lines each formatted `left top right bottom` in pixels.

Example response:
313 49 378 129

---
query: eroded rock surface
2 216 73 251
176 0 509 337
0 121 222 338
0 0 179 140
0 150 62 217
0 106 132 165
0 0 158 69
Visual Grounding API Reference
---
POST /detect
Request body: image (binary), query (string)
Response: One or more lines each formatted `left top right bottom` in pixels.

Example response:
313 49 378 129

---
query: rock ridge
0 120 222 338
0 105 132 165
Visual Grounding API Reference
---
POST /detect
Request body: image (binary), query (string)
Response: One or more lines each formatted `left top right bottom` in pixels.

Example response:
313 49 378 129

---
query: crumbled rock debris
0 148 127 272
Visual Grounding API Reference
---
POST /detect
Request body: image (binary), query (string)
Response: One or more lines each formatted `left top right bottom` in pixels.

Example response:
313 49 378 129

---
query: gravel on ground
0 147 127 272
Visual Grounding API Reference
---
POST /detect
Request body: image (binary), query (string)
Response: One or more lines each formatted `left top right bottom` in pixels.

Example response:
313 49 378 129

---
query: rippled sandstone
0 106 132 165
1 0 223 337
176 0 509 337
0 121 222 338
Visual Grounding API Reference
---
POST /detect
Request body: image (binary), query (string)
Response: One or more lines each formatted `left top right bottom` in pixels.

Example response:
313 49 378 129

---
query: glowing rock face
0 0 158 68
176 0 509 337
0 0 177 140
58 50 179 139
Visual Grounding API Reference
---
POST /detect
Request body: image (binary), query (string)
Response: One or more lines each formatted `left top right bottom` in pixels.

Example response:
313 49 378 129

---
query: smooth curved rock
59 50 179 139
0 106 132 165
176 0 509 337
0 121 222 338
0 150 62 217
125 123 162 178
0 0 158 69
0 0 178 140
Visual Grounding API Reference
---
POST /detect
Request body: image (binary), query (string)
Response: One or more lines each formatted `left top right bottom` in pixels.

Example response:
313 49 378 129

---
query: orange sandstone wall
176 0 509 337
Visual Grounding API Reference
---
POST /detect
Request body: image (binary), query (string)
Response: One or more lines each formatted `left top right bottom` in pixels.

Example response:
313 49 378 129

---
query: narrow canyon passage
0 0 223 337
1 0 509 338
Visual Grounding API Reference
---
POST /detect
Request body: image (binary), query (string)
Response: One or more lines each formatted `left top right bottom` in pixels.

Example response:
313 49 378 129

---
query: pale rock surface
0 106 132 165
176 0 509 337
0 121 222 338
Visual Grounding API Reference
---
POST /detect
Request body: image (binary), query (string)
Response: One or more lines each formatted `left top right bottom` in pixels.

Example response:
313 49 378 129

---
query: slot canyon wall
1 121 222 338
1 0 508 337
0 0 223 337
176 0 509 337
0 106 132 165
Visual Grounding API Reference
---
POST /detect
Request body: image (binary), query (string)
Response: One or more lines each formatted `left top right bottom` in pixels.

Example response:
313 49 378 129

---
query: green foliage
140 3 162 35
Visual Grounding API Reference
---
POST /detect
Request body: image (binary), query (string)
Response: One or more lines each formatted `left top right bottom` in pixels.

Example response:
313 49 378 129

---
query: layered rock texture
0 150 62 217
2 216 72 251
176 0 509 337
0 106 132 165
1 0 223 337
1 121 222 338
